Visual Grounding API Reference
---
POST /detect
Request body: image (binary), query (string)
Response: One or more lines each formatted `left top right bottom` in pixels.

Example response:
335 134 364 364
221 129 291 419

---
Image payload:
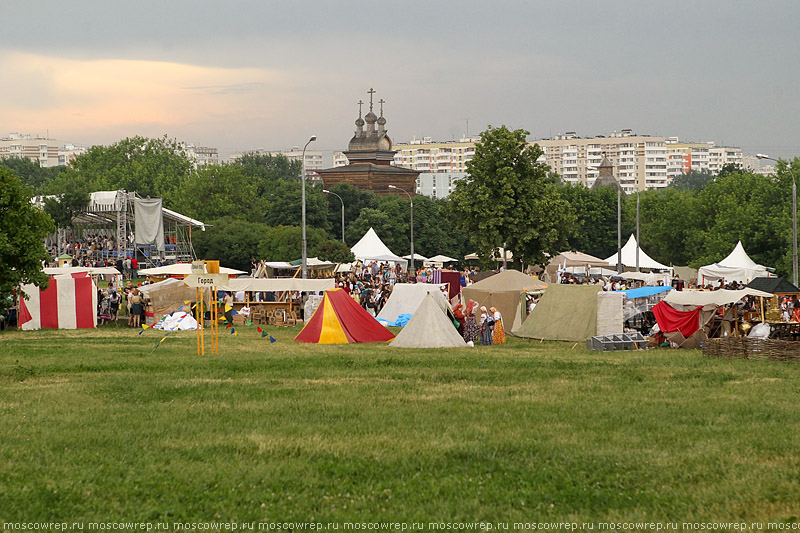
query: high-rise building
184 144 220 168
535 130 669 193
0 132 62 167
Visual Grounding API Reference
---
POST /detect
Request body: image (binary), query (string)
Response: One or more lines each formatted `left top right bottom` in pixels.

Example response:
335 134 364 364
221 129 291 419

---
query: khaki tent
461 270 547 333
138 278 197 325
514 284 610 342
390 293 466 349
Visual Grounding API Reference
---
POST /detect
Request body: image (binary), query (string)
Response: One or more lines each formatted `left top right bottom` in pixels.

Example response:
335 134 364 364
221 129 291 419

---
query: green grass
1 326 799 524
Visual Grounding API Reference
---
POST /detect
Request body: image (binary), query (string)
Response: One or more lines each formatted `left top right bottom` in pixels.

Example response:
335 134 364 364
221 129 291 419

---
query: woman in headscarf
462 301 481 344
480 306 494 346
452 303 465 335
490 306 506 344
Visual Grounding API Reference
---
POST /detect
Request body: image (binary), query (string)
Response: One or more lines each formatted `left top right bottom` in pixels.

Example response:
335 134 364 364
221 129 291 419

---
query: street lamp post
757 154 797 286
323 189 345 243
388 185 414 277
301 135 317 279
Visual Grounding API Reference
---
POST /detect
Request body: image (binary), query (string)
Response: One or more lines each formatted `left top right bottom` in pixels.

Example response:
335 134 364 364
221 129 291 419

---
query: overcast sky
2 1 799 160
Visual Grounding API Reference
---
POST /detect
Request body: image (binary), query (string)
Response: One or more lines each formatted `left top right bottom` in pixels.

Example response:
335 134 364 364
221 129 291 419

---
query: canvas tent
545 251 609 281
377 283 451 323
138 278 197 324
697 241 770 284
295 288 395 344
350 227 406 263
746 277 800 295
514 284 623 341
461 270 547 333
19 273 97 330
137 264 246 276
604 235 672 272
390 293 466 349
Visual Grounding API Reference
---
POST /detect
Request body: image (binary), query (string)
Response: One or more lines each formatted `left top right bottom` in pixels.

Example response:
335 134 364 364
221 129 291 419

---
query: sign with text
184 273 228 288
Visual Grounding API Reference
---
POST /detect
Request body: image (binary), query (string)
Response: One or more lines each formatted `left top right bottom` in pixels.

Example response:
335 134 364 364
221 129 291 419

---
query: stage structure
62 190 205 267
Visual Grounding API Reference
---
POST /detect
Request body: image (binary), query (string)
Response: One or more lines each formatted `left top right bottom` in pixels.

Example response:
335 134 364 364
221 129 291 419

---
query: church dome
365 111 378 124
355 116 365 127
377 115 386 127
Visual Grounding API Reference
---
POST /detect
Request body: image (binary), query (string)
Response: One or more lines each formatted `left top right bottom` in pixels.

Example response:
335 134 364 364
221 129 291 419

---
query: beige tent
377 283 451 323
514 284 606 342
138 278 197 325
462 270 547 333
544 251 609 282
390 293 466 349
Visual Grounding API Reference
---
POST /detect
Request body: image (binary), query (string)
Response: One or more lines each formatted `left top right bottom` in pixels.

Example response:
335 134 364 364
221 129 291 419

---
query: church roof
590 155 623 191
317 162 419 175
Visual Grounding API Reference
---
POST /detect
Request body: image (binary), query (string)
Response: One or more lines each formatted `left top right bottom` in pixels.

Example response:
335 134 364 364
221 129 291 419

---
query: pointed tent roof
295 288 395 344
427 254 458 263
465 269 547 292
377 283 451 323
350 227 406 262
719 241 761 269
591 155 623 191
697 241 770 284
604 234 671 271
390 293 467 349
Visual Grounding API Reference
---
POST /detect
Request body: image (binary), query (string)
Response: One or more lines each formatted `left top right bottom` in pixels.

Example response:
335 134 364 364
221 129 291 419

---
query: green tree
449 125 575 268
257 226 329 262
264 182 330 232
42 171 91 229
347 208 396 249
670 169 714 192
49 136 192 207
312 240 355 264
0 157 65 193
233 153 302 197
0 168 55 302
324 183 378 244
557 183 619 259
191 217 269 272
178 164 267 222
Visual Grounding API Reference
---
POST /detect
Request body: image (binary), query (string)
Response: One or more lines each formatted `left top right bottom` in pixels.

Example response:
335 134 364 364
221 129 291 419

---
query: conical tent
461 270 547 333
697 241 770 284
295 288 395 344
604 234 671 271
390 293 466 348
350 227 406 262
377 283 451 323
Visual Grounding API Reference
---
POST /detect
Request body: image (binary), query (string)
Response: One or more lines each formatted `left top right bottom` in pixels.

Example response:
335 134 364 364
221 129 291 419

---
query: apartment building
416 172 467 199
391 136 478 174
0 132 61 167
535 130 669 193
184 144 220 168
664 138 743 176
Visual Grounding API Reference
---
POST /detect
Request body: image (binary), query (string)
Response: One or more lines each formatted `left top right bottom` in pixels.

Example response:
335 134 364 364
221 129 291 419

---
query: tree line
3 129 799 279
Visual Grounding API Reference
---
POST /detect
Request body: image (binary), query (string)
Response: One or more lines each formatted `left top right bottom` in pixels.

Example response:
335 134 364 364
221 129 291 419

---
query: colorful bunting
269 335 277 343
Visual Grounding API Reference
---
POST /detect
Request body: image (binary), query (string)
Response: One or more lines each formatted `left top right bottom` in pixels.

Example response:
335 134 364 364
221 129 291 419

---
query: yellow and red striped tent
295 288 395 344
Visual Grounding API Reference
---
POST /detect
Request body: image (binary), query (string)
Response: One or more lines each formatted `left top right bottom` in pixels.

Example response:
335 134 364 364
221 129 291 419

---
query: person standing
129 288 143 328
479 306 494 346
491 306 506 344
462 301 480 344
223 291 234 325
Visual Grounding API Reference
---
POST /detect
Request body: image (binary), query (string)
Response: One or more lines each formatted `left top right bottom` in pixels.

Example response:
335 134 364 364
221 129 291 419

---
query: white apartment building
664 138 743 177
58 143 88 166
184 144 219 168
0 132 61 167
535 130 669 193
391 137 478 174
416 172 467 199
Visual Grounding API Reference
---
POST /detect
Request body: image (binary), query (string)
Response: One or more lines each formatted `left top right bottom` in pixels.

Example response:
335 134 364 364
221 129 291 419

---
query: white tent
427 254 458 263
664 288 773 307
697 241 770 284
465 247 513 261
377 283 451 323
137 264 246 276
350 227 407 263
402 253 429 261
390 293 466 349
604 235 672 272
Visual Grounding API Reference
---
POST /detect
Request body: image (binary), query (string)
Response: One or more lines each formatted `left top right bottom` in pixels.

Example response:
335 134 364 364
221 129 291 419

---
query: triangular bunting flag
269 335 277 343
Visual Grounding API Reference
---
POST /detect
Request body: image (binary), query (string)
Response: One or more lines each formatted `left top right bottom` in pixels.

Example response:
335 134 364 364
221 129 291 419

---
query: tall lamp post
323 189 345 243
388 184 414 277
757 154 797 286
300 135 317 279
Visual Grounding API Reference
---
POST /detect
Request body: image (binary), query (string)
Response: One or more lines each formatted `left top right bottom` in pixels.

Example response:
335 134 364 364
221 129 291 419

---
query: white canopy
45 266 121 276
402 253 429 261
217 277 334 293
350 227 406 262
427 254 458 263
604 235 672 271
664 288 773 307
697 241 770 284
137 264 246 276
465 247 513 261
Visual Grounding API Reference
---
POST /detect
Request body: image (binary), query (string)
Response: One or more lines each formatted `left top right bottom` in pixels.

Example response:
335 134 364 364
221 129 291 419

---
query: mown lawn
1 325 799 524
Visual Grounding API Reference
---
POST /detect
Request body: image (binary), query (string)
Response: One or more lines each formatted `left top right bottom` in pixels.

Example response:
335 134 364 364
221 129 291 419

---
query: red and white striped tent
19 273 97 330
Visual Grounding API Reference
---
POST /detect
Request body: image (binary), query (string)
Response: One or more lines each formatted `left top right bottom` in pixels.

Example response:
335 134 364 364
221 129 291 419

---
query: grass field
1 324 799 525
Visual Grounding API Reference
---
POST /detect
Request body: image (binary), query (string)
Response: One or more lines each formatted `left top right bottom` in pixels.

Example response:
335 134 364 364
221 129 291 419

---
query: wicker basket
703 337 800 362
